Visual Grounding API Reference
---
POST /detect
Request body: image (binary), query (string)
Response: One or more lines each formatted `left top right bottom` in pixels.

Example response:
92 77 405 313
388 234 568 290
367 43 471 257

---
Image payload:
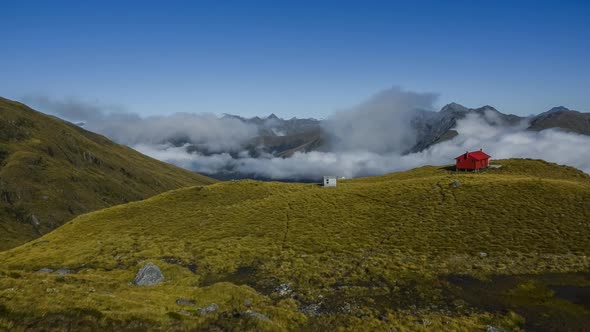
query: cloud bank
324 87 438 153
23 89 590 181
133 113 590 180
22 95 258 152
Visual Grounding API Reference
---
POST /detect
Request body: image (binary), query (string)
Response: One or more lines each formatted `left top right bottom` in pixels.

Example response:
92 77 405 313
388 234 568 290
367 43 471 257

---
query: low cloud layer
324 87 438 153
23 96 258 152
23 89 590 181
135 111 590 180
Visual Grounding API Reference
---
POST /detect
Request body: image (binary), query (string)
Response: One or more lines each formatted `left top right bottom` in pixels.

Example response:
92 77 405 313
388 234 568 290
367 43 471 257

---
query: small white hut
323 176 337 187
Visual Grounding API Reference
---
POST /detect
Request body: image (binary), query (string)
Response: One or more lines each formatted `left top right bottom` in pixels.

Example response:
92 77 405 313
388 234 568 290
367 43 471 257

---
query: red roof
455 150 491 160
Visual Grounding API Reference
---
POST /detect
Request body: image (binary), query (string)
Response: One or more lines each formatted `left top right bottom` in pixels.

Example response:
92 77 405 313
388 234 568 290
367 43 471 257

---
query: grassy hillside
0 159 589 331
0 97 216 250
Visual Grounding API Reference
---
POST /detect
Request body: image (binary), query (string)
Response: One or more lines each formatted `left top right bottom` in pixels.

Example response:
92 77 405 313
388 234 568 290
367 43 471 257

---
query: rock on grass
242 310 270 321
199 303 218 315
275 283 293 296
176 298 195 306
133 263 164 286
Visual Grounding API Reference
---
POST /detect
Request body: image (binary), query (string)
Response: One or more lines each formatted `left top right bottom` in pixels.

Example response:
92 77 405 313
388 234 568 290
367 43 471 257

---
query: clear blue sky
1 0 588 118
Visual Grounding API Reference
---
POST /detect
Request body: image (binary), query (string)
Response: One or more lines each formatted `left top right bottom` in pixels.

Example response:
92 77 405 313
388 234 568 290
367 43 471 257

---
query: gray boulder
275 283 293 296
421 318 432 326
242 310 270 321
450 180 461 188
30 214 41 226
178 310 193 316
486 326 509 332
176 298 195 306
56 268 71 275
37 268 53 273
133 263 164 286
300 303 321 316
200 303 219 315
339 302 352 314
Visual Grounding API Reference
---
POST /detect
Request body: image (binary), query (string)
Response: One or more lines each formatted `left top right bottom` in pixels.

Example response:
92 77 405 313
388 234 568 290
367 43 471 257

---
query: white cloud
23 91 590 180
22 96 258 152
324 87 438 153
134 113 590 180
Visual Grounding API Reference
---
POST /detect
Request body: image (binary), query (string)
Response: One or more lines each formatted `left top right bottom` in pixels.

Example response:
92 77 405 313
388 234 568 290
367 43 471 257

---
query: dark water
201 267 590 331
447 273 590 332
549 285 590 308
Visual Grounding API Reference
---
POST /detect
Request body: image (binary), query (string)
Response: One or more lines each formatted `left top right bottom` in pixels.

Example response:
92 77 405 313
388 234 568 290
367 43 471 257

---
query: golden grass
0 97 216 250
0 159 589 330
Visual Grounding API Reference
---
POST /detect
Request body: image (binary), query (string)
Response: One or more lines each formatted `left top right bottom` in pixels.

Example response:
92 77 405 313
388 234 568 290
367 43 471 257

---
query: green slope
0 97 216 250
0 159 589 331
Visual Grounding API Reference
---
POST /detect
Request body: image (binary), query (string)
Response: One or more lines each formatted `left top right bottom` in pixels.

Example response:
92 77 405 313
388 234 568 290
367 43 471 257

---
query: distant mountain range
528 106 590 135
221 113 324 158
410 103 590 153
171 103 589 180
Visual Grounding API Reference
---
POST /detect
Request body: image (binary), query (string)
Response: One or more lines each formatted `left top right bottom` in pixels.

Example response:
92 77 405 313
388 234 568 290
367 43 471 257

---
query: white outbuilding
323 176 337 187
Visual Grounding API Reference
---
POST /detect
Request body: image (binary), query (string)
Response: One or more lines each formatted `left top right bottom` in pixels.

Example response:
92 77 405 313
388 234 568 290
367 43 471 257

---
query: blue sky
1 0 589 118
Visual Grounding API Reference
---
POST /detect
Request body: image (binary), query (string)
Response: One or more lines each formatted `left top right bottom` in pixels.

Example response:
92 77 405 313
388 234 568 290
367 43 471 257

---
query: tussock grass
0 97 216 250
0 159 589 330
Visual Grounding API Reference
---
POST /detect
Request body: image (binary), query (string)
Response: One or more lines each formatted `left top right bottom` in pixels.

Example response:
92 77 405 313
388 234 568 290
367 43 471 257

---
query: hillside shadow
439 165 456 172
439 165 493 173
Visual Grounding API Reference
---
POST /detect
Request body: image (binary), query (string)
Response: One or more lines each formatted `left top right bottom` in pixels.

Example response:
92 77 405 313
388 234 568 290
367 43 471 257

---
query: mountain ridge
216 103 589 158
199 103 590 180
0 97 216 250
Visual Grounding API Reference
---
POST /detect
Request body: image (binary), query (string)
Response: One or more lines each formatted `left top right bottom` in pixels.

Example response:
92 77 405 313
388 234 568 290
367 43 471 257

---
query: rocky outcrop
199 303 218 315
242 310 270 321
133 263 164 286
176 298 195 306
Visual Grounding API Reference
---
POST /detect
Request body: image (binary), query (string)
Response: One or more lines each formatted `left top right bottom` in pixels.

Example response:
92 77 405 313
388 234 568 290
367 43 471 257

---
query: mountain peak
221 113 245 121
480 105 497 110
267 113 279 120
474 105 499 113
547 106 572 114
440 102 469 113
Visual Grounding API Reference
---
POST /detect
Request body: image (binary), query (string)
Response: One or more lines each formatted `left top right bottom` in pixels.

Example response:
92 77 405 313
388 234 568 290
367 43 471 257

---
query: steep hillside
0 159 589 331
0 97 216 250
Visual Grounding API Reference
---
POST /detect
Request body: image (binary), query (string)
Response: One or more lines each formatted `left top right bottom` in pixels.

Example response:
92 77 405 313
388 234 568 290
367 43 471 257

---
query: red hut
455 149 490 171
